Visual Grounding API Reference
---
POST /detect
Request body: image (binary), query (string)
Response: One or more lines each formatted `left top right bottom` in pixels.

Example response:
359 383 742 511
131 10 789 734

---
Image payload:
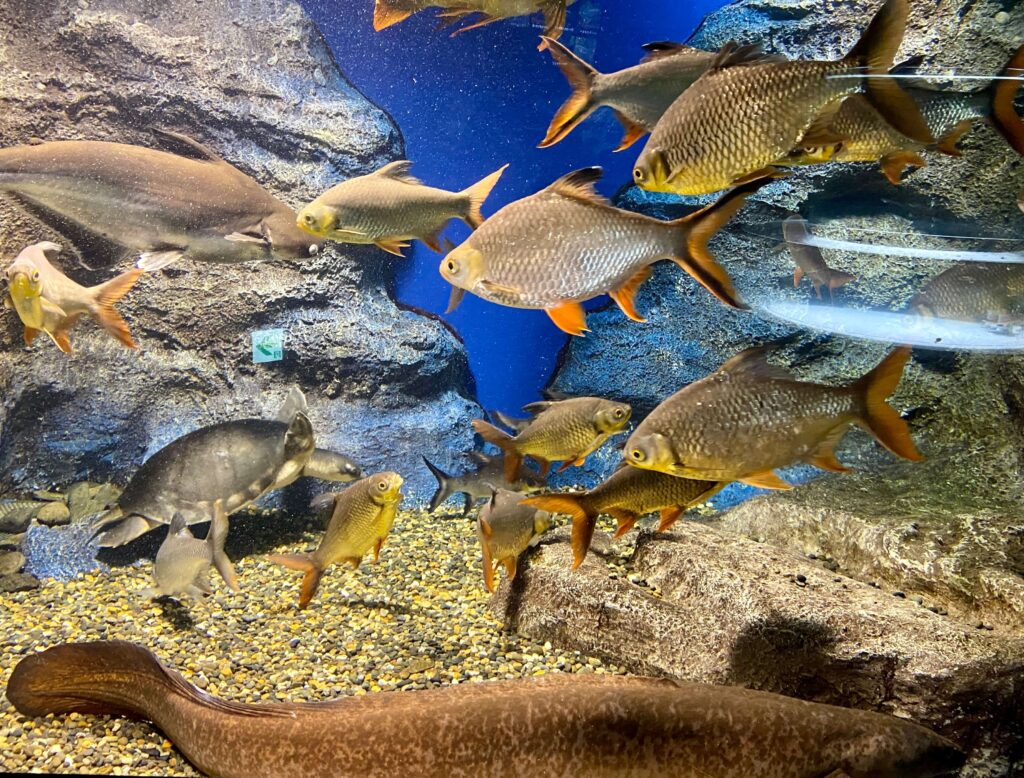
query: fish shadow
725 614 853 704
153 596 198 631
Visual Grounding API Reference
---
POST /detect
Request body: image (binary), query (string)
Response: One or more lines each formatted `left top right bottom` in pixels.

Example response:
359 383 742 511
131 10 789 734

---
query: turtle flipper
209 503 239 592
94 515 160 547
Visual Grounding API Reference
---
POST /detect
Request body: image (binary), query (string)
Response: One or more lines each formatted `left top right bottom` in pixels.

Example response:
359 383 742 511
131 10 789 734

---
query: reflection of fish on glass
779 215 857 300
908 262 1024 329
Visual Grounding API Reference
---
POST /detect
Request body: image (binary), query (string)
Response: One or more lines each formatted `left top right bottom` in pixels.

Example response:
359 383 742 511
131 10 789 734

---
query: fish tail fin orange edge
471 420 522 481
674 176 774 309
373 0 413 31
268 553 323 609
6 641 187 720
854 346 924 462
990 44 1024 155
538 37 599 148
845 0 932 144
462 164 509 229
521 494 594 569
92 268 143 348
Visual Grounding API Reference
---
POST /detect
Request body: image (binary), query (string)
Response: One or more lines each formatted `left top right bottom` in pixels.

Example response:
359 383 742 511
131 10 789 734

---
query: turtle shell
116 416 315 526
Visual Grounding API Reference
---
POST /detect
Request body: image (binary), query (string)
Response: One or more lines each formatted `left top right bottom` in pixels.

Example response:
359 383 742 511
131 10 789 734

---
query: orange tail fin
520 494 595 570
991 44 1024 155
91 268 143 348
373 0 413 30
672 177 771 309
539 37 599 148
471 420 521 482
269 553 323 609
853 346 923 461
461 164 508 229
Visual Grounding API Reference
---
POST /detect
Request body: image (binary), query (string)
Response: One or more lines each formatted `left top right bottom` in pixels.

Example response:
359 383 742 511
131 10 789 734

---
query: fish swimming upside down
3 241 142 352
5 640 965 778
539 37 715 151
523 465 726 568
625 346 923 490
472 395 631 481
270 471 404 609
440 167 766 335
90 390 361 567
297 160 507 256
476 488 551 592
633 0 933 195
0 131 321 272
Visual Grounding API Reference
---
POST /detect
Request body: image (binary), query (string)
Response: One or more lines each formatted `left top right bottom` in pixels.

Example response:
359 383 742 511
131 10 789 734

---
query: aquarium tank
0 0 1022 775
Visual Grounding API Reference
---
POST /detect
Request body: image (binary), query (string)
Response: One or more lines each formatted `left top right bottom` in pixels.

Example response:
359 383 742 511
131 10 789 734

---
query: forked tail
461 164 509 229
991 44 1024 154
90 268 143 348
852 346 923 461
268 553 324 610
843 0 933 144
520 494 596 570
422 456 454 513
539 37 600 148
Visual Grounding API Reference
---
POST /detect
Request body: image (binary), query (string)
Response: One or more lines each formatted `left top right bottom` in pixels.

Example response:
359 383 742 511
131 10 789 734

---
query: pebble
36 502 71 527
0 551 26 576
0 507 617 775
995 10 1009 24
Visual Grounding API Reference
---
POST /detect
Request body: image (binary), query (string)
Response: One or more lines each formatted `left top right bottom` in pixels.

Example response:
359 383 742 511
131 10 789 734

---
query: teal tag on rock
252 329 284 363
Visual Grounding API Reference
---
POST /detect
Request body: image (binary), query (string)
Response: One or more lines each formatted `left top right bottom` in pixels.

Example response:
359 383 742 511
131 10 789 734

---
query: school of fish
3 0 1020 774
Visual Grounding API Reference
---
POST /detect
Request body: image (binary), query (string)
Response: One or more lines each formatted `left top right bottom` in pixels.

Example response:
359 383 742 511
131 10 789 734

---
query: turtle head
304 449 362 482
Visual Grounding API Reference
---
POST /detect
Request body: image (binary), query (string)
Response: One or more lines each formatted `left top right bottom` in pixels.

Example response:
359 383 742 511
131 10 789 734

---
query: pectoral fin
479 279 521 296
373 537 384 562
609 508 638 538
446 286 466 314
546 301 589 336
23 327 40 347
739 470 794 490
419 229 443 253
935 119 974 157
374 238 410 257
137 250 185 272
503 556 518 581
656 506 684 532
879 151 925 185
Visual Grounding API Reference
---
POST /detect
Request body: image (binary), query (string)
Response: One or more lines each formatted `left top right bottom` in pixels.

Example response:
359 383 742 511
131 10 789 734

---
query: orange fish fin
449 13 501 36
879 151 925 185
673 178 774 310
844 0 932 144
656 506 684 533
807 429 851 473
93 268 142 349
609 266 652 322
345 556 362 569
503 556 518 581
471 420 521 481
22 326 40 347
534 458 552 479
555 460 573 473
613 111 648 152
546 301 589 336
608 508 638 539
479 516 494 540
373 0 414 30
523 493 594 570
990 44 1024 155
419 230 443 253
539 40 598 148
935 119 974 157
793 265 805 288
461 164 508 229
538 0 569 47
374 238 409 257
827 270 857 292
739 471 794 490
373 537 384 562
268 553 322 609
480 531 496 593
853 346 923 461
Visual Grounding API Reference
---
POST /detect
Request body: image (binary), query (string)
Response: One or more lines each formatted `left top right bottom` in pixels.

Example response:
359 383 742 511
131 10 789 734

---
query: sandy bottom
0 507 625 775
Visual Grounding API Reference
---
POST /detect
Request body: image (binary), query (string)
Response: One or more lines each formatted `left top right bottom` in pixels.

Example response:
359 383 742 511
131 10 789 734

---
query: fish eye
445 259 457 273
633 168 646 182
302 213 316 225
613 408 624 419
377 480 388 491
630 449 646 462
31 271 39 281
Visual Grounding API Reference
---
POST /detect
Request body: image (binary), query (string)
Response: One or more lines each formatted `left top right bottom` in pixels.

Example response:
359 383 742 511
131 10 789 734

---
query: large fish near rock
297 160 507 256
625 346 923 490
440 167 764 334
3 242 142 352
6 640 965 778
270 472 404 609
523 466 725 568
539 37 715 151
91 390 361 553
633 0 933 195
0 131 321 272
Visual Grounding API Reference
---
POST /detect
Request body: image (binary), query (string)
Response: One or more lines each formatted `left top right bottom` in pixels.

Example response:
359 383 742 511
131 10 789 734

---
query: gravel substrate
0 507 626 775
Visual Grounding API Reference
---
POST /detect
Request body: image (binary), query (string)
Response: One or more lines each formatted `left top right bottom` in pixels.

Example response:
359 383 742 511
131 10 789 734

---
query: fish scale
315 476 401 568
909 263 1024 322
516 398 622 462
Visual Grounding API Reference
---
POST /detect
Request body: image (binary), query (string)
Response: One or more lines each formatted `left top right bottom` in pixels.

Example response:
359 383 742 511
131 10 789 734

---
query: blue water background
300 0 724 414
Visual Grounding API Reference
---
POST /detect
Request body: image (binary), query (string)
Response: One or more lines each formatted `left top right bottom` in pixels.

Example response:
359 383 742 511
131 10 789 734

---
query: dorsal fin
373 160 423 186
640 41 701 63
150 129 226 163
708 42 783 73
717 346 795 380
276 387 308 423
522 400 555 416
545 167 610 205
168 513 189 536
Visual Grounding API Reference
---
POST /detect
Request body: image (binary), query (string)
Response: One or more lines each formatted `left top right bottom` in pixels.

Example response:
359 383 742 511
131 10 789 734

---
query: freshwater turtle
91 390 361 587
